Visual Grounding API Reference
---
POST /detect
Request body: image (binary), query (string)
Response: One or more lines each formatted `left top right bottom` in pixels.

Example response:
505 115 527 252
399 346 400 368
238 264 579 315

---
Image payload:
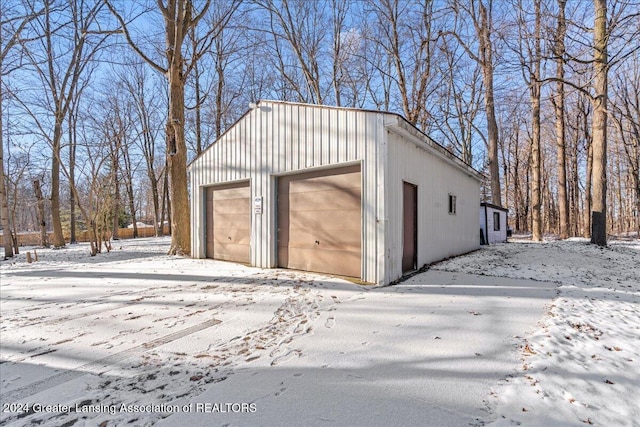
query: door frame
402 181 418 273
204 179 251 261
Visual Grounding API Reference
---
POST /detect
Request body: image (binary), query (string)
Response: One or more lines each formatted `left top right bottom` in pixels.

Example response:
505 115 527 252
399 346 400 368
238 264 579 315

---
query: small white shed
480 202 509 244
190 101 482 285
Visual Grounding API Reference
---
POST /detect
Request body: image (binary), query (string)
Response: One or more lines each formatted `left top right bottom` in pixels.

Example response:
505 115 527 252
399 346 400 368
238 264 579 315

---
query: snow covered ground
0 236 638 426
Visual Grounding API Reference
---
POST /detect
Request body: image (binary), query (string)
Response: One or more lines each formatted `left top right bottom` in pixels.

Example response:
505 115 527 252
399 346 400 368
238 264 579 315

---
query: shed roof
481 202 509 212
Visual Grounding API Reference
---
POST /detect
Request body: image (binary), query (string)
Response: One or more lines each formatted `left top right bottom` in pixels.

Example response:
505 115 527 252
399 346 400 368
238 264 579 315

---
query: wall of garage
190 101 388 283
384 118 481 283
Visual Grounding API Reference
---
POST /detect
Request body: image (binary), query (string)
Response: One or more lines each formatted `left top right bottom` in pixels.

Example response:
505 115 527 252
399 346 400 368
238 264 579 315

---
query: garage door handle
228 236 232 240
315 240 320 245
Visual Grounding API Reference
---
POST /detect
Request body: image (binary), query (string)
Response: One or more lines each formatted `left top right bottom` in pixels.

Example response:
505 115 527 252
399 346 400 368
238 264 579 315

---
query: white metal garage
190 101 482 285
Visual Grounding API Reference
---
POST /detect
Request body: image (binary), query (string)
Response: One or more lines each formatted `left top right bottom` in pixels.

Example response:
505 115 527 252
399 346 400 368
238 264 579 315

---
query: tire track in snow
0 317 222 403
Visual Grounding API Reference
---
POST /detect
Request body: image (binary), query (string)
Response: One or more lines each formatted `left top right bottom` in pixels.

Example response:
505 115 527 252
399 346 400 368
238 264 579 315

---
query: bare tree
119 63 164 237
590 0 608 246
365 0 439 128
18 0 109 248
33 178 49 247
611 54 640 235
107 0 240 255
256 0 327 103
434 36 483 165
1 1 43 257
553 0 569 239
447 0 502 205
530 1 543 241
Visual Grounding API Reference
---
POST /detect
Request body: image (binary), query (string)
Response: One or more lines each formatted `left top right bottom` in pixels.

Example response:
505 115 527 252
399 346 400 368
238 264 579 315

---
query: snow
1 236 638 426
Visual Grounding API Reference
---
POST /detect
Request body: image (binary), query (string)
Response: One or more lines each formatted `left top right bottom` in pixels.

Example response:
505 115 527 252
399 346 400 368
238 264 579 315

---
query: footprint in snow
271 349 301 366
325 317 335 328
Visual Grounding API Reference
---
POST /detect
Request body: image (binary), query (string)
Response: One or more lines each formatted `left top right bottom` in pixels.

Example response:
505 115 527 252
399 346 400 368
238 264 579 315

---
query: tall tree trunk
69 110 77 244
555 0 569 239
163 3 191 255
162 163 172 235
479 2 501 206
531 1 543 241
214 35 225 139
591 0 608 246
583 136 593 237
121 145 138 238
112 170 120 240
192 29 203 155
570 116 581 236
33 179 49 247
50 118 65 247
166 65 189 255
513 128 522 231
161 168 168 236
0 82 13 258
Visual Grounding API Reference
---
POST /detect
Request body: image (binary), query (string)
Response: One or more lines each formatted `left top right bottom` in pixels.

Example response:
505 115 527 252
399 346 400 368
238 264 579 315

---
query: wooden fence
0 225 170 247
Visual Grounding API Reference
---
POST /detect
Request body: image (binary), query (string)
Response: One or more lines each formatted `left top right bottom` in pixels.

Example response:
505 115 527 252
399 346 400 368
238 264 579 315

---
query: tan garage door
205 182 251 263
278 165 361 278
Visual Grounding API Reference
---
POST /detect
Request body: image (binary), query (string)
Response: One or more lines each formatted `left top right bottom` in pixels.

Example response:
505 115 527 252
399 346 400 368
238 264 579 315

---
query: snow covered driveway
2 237 637 426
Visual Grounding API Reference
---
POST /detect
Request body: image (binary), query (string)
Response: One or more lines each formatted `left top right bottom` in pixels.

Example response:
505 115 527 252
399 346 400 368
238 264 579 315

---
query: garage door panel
206 182 250 264
277 165 361 278
288 209 361 232
286 166 361 193
284 228 360 251
281 247 361 278
214 243 251 263
282 189 360 211
213 198 251 214
213 186 251 200
213 228 251 245
287 179 360 194
213 212 251 229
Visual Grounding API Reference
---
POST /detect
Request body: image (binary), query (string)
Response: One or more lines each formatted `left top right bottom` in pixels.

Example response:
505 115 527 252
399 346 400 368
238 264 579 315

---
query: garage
191 101 482 285
277 165 361 278
205 182 251 263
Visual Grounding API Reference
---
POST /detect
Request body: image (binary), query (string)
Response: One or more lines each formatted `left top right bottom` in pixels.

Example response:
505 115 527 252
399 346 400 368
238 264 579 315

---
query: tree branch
105 0 167 75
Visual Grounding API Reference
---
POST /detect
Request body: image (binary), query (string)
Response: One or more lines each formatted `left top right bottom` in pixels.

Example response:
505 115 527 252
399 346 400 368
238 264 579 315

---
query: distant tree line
1 0 639 258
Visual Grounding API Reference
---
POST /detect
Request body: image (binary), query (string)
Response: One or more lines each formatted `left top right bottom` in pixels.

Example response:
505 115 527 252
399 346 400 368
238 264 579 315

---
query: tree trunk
69 112 77 244
112 169 120 240
33 179 50 247
591 0 608 246
127 168 139 238
570 114 581 236
582 95 593 238
531 1 542 241
162 162 172 236
555 0 569 239
167 66 189 254
193 30 203 154
479 3 501 207
0 84 13 258
122 146 138 238
50 118 65 247
513 128 522 231
214 36 224 139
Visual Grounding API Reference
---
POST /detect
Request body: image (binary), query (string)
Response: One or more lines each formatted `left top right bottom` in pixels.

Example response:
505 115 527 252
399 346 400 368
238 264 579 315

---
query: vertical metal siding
190 102 381 283
385 130 480 283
